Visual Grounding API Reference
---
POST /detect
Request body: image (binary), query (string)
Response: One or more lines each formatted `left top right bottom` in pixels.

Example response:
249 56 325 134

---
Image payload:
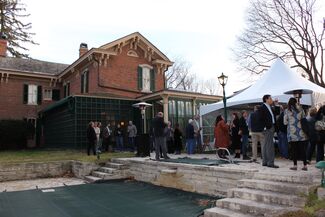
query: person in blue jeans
276 110 289 159
239 111 251 160
186 119 195 154
115 124 124 151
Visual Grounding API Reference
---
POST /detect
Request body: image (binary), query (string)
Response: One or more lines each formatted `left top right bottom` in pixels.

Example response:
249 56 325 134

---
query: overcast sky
25 0 323 94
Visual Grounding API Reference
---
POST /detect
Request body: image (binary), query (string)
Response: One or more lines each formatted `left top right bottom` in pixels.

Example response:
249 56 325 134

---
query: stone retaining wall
71 161 100 179
0 161 72 182
0 161 99 182
113 159 258 197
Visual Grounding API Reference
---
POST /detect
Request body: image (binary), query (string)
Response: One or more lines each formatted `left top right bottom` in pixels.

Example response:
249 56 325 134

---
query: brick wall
0 75 59 120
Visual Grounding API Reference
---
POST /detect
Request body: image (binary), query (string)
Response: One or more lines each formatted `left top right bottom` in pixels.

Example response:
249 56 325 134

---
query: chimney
79 43 88 57
0 34 7 57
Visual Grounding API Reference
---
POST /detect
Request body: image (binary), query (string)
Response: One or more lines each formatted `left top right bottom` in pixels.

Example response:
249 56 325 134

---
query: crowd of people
86 121 138 155
85 94 325 168
85 112 204 160
214 94 325 170
151 112 203 160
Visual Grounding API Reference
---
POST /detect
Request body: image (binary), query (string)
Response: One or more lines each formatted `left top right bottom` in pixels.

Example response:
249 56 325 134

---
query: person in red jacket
214 115 230 158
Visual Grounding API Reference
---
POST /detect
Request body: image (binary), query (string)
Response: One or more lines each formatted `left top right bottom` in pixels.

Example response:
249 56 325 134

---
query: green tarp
0 180 217 217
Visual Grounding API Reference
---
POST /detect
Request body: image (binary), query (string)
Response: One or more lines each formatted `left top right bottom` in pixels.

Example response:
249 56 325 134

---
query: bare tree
234 0 325 87
202 78 220 95
165 57 191 89
0 0 37 57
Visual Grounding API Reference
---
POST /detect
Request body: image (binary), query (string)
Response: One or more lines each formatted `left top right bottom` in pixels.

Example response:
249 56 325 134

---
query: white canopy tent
201 58 325 116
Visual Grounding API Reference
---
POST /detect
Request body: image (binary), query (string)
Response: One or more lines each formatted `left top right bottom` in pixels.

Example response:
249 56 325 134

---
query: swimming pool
0 180 217 217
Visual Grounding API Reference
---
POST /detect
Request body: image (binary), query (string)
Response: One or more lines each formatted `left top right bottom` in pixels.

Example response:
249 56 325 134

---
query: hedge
0 120 30 150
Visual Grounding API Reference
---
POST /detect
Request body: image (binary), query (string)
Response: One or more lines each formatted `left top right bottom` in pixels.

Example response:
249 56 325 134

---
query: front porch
137 89 221 132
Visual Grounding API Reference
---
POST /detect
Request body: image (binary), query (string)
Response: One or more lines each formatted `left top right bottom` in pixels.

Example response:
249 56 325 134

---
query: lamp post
218 73 228 122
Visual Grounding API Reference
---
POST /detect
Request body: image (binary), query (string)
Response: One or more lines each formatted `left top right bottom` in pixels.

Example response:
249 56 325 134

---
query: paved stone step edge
228 188 306 207
238 179 310 195
92 171 116 178
84 175 102 183
253 172 313 184
204 207 255 217
97 167 118 174
105 162 128 169
216 197 286 216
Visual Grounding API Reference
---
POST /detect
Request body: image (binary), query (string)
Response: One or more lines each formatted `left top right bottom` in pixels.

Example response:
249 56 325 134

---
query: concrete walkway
0 177 86 192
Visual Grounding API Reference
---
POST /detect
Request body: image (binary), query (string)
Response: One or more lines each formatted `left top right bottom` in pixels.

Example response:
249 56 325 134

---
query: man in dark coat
152 112 169 160
259 95 280 168
87 121 97 156
248 105 265 162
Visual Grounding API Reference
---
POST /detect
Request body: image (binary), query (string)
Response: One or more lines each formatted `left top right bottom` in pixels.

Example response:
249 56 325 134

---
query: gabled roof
99 32 172 63
0 56 68 75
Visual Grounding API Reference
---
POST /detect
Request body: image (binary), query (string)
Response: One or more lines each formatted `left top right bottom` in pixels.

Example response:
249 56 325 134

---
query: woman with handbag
284 98 308 171
315 105 325 162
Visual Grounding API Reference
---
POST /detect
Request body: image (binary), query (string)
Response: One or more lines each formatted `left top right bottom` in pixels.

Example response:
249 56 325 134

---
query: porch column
192 98 197 116
162 94 169 123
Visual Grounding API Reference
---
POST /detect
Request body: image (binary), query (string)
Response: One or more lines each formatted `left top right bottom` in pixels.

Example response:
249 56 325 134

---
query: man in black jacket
248 105 265 162
259 95 280 168
87 121 97 156
152 112 169 160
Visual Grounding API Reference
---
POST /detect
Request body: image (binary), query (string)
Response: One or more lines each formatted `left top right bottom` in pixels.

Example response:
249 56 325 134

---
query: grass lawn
0 149 135 164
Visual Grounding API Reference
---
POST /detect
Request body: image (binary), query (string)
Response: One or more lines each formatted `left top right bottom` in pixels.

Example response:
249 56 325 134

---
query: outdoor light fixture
218 72 228 86
218 73 228 122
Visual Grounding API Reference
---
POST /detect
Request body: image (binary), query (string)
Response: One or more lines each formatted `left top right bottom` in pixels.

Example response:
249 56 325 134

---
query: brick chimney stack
79 43 88 57
0 34 7 57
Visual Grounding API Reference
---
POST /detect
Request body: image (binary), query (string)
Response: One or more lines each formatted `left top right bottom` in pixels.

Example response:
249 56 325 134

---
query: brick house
0 32 221 148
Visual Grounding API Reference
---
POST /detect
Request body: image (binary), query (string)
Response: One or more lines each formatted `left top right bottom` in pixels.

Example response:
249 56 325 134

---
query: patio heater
132 102 152 157
218 73 228 122
132 102 152 134
284 89 312 104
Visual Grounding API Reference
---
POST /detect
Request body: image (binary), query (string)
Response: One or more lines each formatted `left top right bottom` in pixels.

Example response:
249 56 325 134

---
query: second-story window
137 65 155 92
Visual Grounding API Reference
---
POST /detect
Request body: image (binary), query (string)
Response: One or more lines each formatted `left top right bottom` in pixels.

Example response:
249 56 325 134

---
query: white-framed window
43 89 52 100
142 67 150 92
138 64 155 92
28 85 38 105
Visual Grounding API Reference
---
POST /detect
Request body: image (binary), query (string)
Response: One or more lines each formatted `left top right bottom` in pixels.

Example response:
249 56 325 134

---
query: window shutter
137 66 143 90
67 83 70 96
23 84 28 104
80 73 84 93
52 89 60 101
63 85 67 97
85 71 89 93
150 69 155 91
37 85 42 105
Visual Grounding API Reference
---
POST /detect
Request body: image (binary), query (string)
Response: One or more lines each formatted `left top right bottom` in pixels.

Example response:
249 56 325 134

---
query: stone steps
216 198 285 216
105 162 128 170
85 162 128 183
97 167 118 174
238 179 310 195
204 207 253 217
228 187 305 207
253 172 312 184
84 175 102 183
